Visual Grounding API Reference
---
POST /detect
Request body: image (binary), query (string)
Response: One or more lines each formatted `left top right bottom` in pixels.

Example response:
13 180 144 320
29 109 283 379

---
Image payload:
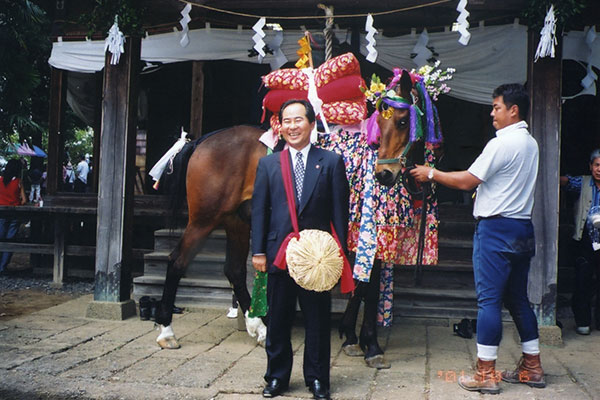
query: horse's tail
161 140 196 228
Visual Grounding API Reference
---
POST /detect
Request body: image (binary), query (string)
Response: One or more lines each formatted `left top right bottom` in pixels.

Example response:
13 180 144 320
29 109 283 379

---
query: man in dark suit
251 99 349 399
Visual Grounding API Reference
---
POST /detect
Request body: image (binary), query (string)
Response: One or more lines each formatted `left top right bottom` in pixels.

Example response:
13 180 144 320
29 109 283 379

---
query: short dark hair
492 83 529 121
2 159 22 186
279 99 316 124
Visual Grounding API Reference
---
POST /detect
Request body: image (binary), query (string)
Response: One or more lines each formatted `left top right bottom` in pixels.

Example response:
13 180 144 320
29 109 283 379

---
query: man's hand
252 254 267 273
410 165 433 183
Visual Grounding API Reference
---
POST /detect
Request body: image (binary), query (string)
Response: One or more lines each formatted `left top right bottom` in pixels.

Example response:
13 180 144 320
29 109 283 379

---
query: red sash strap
273 149 354 294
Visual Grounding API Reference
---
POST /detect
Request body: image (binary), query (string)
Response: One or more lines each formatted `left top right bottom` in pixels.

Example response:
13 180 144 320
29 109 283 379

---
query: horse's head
372 69 421 187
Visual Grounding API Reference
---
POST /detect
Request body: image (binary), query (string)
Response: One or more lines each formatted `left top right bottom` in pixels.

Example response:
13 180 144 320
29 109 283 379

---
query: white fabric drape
359 24 528 104
49 29 349 73
49 24 597 105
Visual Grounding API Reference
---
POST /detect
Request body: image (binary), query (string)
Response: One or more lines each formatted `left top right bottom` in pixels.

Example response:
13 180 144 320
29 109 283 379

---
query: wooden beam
190 61 205 139
47 67 67 195
527 31 561 334
93 37 141 305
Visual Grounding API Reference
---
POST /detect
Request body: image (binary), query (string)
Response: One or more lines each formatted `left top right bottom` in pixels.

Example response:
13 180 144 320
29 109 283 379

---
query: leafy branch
522 0 587 32
79 0 145 38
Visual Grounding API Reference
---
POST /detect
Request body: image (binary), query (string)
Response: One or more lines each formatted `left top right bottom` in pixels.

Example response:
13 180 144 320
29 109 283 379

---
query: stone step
153 228 227 252
395 262 474 288
132 274 351 313
394 305 512 321
142 251 234 277
439 220 475 239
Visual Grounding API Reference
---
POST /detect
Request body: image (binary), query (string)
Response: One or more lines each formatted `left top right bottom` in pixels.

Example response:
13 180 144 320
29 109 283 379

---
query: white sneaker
576 326 591 335
226 307 238 319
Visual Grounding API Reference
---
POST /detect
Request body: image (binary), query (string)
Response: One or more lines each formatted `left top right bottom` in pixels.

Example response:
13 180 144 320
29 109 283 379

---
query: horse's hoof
157 336 181 349
365 354 391 369
342 343 364 357
156 324 180 350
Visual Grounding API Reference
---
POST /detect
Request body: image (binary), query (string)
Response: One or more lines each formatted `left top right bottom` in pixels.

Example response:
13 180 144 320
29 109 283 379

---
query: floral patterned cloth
318 123 439 326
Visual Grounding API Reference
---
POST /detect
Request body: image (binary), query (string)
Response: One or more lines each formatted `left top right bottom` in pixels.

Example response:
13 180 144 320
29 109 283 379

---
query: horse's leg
222 214 267 344
156 222 216 329
339 293 363 356
222 215 251 313
359 259 390 368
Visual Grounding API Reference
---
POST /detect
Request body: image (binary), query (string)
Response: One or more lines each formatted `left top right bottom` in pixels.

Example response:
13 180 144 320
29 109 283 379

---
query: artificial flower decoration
410 61 455 101
360 74 387 107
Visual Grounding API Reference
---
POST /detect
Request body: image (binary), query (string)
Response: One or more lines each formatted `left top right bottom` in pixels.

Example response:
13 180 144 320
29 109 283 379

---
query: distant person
63 161 75 192
41 165 47 197
74 155 89 193
560 149 600 335
0 159 27 273
28 166 42 203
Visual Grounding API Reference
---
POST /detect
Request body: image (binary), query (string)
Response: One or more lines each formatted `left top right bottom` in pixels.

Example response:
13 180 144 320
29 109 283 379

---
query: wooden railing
0 194 176 287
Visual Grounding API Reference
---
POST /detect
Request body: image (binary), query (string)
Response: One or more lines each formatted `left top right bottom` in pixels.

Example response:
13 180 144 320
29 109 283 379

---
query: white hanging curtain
49 24 598 105
360 24 528 104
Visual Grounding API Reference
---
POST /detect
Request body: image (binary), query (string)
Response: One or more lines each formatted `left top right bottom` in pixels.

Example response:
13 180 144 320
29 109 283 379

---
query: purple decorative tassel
366 111 381 146
409 106 418 143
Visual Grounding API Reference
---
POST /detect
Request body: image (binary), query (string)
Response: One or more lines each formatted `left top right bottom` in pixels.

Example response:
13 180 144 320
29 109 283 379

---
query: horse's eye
397 118 408 128
369 142 380 151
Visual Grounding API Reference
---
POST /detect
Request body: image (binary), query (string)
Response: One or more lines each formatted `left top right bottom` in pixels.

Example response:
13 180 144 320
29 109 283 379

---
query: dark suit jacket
251 146 349 274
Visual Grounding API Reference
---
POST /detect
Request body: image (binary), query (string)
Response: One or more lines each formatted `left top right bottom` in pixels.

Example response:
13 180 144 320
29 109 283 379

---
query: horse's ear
399 69 413 99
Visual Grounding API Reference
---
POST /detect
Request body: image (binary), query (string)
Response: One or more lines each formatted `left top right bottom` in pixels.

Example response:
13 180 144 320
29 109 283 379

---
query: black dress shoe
172 305 184 314
149 298 158 321
308 379 330 400
263 378 287 398
139 296 151 320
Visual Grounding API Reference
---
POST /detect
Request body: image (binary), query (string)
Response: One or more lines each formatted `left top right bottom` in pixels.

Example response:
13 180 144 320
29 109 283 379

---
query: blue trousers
0 218 19 271
473 217 538 346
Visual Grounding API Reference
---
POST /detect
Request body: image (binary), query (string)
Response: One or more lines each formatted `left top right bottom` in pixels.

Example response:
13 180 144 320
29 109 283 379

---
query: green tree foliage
0 0 50 141
523 0 587 32
79 0 145 38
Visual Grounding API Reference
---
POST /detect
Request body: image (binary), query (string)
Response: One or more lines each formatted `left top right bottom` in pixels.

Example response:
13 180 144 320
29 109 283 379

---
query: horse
331 68 441 368
154 125 268 348
153 69 439 357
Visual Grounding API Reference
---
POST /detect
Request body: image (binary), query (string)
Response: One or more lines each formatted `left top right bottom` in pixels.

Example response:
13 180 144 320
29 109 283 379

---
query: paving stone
371 371 427 400
3 292 600 400
42 294 94 316
0 326 56 346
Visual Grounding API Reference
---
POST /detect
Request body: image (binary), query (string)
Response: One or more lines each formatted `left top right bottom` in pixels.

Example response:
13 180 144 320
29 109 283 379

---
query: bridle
374 94 418 168
376 140 413 168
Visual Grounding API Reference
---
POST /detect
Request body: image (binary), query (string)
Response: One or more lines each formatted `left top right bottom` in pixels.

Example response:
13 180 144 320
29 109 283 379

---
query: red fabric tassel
330 222 355 294
273 232 300 270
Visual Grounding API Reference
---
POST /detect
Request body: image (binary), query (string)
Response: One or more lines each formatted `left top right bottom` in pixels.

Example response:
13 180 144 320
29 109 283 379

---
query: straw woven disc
286 229 343 292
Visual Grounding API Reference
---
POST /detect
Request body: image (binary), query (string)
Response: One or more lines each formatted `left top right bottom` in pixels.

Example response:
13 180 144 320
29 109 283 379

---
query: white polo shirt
468 120 539 219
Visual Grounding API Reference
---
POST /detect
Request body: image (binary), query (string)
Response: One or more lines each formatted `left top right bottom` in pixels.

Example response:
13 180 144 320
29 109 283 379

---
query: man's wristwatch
427 168 435 181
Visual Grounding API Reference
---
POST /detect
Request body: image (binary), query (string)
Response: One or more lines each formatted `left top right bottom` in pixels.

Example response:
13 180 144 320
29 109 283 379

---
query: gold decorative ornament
381 108 394 120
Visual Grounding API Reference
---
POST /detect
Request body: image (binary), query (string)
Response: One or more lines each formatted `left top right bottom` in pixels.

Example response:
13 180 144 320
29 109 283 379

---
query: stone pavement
1 294 599 400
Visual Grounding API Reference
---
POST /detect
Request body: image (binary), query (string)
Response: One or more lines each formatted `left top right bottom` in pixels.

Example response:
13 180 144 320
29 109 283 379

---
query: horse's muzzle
375 169 398 187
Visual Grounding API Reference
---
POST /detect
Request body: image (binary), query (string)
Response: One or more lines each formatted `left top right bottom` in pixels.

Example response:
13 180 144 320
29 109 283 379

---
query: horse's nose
375 169 395 187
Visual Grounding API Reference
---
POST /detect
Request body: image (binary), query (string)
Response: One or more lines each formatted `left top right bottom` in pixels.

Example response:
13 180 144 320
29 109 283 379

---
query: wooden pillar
190 61 204 139
51 214 65 288
47 67 67 195
86 37 141 320
527 31 562 344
